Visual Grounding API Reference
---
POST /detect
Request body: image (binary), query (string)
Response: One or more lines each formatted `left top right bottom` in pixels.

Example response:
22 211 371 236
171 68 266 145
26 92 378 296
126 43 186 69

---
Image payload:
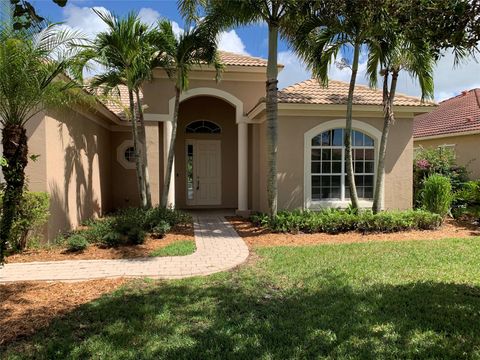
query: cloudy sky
36 0 480 101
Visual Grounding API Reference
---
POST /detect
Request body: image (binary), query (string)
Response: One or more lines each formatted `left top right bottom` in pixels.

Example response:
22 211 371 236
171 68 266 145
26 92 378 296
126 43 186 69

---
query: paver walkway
0 215 249 283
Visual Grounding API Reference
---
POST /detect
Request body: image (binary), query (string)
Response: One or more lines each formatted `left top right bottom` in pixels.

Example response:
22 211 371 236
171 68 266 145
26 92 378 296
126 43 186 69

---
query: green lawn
149 240 196 257
3 237 480 359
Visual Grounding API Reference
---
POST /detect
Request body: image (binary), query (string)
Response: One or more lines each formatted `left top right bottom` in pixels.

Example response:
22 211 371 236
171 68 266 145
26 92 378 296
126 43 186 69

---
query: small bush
79 217 116 244
67 234 88 252
152 221 171 239
252 209 442 234
452 180 480 221
420 174 453 217
101 231 125 247
0 191 50 251
414 147 469 205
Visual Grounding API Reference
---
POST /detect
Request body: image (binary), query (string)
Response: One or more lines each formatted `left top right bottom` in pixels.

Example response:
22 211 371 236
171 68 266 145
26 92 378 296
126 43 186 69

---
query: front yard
2 236 480 359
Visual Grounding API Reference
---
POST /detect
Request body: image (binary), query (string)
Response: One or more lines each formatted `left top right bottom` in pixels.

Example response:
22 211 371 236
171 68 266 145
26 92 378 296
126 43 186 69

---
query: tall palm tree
82 10 156 208
289 0 384 209
181 0 297 217
154 20 222 208
0 24 85 263
367 35 434 213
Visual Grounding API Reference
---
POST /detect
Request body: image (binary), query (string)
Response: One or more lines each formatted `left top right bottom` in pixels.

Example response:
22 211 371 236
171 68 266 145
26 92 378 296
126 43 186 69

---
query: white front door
186 140 221 206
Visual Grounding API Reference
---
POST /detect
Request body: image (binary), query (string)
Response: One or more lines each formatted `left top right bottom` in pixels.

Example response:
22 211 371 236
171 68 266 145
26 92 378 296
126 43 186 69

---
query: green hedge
0 191 50 251
251 209 442 234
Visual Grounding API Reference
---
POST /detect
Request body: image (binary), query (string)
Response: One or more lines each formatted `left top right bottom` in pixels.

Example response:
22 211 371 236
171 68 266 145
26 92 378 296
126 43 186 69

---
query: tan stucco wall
24 112 48 192
174 96 238 209
414 134 480 179
251 115 414 212
142 76 265 117
43 109 112 240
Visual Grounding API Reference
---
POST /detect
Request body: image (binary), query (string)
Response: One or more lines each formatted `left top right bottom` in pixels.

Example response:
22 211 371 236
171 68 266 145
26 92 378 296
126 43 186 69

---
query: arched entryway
174 96 238 209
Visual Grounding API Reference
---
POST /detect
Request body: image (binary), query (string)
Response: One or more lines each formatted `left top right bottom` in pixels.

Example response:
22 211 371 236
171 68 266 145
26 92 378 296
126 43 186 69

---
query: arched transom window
186 120 221 134
310 128 375 202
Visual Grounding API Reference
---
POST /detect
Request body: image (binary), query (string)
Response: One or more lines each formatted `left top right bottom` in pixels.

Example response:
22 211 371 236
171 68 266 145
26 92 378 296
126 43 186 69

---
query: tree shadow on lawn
3 275 480 359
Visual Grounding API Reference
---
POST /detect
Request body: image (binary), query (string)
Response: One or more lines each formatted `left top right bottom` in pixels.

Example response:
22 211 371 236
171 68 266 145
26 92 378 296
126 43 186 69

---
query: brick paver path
0 215 249 283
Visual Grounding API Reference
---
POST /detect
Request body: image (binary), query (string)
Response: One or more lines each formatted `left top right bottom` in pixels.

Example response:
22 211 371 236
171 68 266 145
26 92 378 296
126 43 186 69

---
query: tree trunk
372 70 398 213
161 86 180 208
0 124 28 263
128 88 147 208
136 89 152 208
266 23 279 217
345 43 361 209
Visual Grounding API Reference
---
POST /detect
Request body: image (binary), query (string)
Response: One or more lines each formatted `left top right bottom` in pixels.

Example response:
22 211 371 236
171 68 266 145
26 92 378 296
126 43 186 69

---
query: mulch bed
0 279 128 347
227 217 480 247
5 224 194 263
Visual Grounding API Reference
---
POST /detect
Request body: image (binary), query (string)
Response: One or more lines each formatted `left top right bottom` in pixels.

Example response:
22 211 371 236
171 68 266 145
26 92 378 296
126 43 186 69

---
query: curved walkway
0 215 249 283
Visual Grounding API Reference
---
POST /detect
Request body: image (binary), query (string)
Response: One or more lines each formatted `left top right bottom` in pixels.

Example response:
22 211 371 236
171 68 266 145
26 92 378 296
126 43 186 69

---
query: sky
32 0 480 102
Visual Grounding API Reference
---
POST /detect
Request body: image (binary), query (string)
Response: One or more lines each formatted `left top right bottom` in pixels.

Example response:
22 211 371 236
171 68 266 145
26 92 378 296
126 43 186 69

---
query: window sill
308 200 373 209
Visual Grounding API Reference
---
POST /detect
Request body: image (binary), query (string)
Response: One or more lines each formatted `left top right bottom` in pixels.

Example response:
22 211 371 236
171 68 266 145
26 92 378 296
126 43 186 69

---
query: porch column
163 120 175 208
238 121 248 212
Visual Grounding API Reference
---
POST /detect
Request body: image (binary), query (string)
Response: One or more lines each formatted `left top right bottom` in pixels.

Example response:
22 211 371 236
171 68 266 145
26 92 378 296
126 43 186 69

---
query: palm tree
181 0 297 217
367 35 434 213
82 10 156 208
153 20 222 208
0 25 85 263
288 0 384 209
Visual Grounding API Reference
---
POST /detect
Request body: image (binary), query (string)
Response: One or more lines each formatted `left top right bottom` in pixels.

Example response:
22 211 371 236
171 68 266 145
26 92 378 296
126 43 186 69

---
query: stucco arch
146 87 246 124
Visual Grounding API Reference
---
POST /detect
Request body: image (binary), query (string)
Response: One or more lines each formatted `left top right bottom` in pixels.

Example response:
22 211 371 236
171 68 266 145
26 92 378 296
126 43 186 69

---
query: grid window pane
311 149 321 161
311 128 375 202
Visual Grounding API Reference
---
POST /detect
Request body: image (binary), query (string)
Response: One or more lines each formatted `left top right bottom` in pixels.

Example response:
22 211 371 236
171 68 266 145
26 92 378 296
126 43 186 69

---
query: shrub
0 191 50 251
152 221 171 239
414 147 468 205
252 209 442 234
420 174 453 217
452 180 480 220
101 231 125 247
67 234 88 252
144 207 192 230
79 217 116 244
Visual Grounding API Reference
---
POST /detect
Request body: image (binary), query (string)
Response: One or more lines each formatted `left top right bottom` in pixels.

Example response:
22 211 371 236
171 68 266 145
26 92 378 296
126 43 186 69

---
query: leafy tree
0 25 85 263
289 0 385 209
3 0 68 30
81 10 157 208
153 20 222 208
181 0 298 217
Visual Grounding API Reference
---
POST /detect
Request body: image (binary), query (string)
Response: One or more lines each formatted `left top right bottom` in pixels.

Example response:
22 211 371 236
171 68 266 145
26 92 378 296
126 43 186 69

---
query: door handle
196 177 200 190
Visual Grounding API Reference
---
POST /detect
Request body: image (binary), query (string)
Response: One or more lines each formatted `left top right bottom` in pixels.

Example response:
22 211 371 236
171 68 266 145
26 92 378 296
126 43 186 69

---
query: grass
3 237 480 359
149 240 196 257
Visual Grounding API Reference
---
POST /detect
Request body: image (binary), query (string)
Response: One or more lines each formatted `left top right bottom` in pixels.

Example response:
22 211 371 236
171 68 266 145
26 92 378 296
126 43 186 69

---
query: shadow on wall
45 110 107 240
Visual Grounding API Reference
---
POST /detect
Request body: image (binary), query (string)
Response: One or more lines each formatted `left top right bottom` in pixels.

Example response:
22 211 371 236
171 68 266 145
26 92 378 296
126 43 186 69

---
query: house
414 89 480 179
3 52 433 240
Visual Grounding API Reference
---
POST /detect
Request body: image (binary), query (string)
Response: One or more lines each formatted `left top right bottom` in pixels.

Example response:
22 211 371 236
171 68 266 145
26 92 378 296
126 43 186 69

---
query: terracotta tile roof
218 51 269 67
90 84 142 121
414 89 480 138
278 79 434 107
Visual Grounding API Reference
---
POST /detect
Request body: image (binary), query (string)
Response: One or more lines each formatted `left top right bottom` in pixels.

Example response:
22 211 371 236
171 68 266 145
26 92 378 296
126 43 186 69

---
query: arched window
310 128 375 202
186 120 221 134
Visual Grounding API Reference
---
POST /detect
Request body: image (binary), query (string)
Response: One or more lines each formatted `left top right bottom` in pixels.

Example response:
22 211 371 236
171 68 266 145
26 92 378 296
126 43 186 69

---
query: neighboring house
414 89 480 179
16 51 432 240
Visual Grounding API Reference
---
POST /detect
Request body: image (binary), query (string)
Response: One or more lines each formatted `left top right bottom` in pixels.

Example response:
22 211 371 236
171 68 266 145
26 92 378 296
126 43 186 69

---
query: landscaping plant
252 208 442 234
0 191 49 252
66 234 89 252
420 174 453 218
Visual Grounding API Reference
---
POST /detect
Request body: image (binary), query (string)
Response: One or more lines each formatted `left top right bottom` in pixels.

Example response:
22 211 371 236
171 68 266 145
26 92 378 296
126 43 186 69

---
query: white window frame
304 119 383 209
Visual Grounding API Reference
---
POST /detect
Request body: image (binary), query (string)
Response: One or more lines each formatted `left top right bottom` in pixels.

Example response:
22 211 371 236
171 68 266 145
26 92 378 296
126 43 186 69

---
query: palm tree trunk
0 124 28 263
266 22 279 217
136 89 152 208
128 88 147 208
345 42 361 209
372 70 398 213
161 86 180 208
